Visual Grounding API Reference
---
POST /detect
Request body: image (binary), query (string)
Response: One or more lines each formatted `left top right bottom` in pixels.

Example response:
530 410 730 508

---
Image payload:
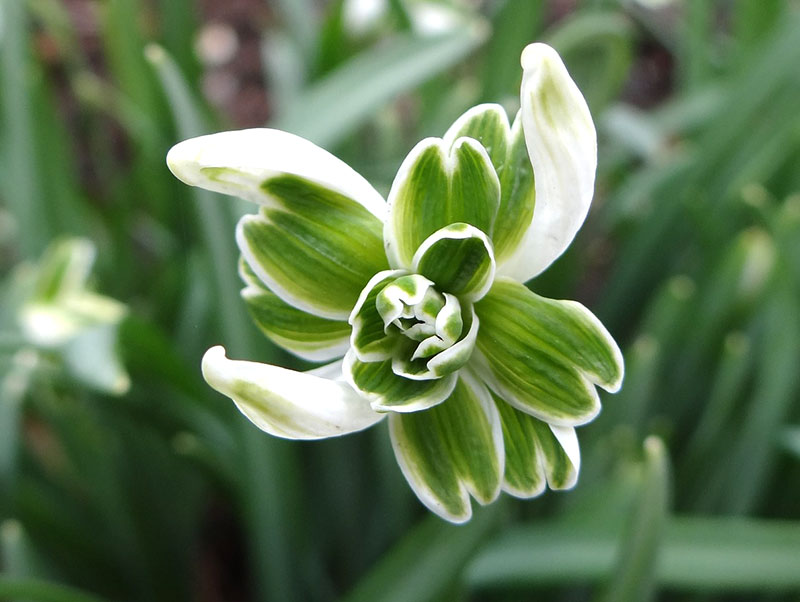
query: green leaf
388 372 503 523
600 437 670 602
341 505 499 602
494 396 579 496
443 105 536 264
343 350 457 413
500 43 597 282
467 517 800 592
273 26 488 148
384 137 500 269
202 346 383 439
412 223 496 302
241 271 351 362
237 174 389 320
472 279 621 426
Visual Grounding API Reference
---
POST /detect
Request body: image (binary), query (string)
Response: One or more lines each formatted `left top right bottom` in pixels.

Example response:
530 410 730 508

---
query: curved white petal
167 128 387 220
549 424 581 475
499 43 597 282
201 346 383 440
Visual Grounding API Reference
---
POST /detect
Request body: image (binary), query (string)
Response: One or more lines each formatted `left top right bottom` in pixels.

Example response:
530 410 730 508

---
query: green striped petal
240 263 350 361
343 349 457 413
473 278 623 426
384 137 500 269
412 223 496 302
167 128 387 220
443 105 536 265
202 346 383 439
237 175 389 319
500 43 597 282
494 395 579 496
349 270 407 361
389 371 504 523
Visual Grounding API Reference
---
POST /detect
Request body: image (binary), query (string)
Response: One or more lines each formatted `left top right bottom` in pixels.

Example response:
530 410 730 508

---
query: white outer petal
167 128 387 220
202 346 383 440
498 43 597 282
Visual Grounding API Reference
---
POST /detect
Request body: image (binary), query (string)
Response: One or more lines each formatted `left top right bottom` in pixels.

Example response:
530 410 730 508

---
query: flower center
345 272 478 381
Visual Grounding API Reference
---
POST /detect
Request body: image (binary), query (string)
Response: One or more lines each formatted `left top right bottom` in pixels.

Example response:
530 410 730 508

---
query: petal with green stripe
473 278 622 426
389 371 504 523
443 105 536 265
167 128 387 219
343 350 457 413
349 270 407 362
240 256 350 361
494 394 579 494
384 137 500 269
201 346 383 439
237 176 389 319
500 43 597 282
412 223 496 302
242 285 350 362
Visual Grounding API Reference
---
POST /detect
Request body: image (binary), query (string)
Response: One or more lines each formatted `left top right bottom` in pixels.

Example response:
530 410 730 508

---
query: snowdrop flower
167 43 623 523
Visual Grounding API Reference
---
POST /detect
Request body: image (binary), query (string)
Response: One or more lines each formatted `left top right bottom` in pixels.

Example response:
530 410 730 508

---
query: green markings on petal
443 105 536 265
344 350 457 413
376 274 437 327
494 394 579 496
389 372 504 523
494 396 546 497
240 257 351 363
473 278 623 426
384 137 500 269
202 346 384 440
242 285 351 362
237 175 388 320
499 42 597 282
481 278 623 390
166 128 387 219
349 270 407 361
412 223 496 302
444 103 509 170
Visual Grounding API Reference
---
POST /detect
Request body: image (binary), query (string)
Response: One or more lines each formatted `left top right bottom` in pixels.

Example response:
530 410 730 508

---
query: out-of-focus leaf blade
274 26 488 148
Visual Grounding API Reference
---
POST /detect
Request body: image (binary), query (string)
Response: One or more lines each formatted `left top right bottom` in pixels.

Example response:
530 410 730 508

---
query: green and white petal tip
498 42 597 283
389 371 504 523
412 223 496 302
202 346 384 440
167 128 387 220
384 136 500 269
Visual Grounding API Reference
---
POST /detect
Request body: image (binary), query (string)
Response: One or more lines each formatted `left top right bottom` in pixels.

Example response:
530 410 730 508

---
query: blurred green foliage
1 0 799 600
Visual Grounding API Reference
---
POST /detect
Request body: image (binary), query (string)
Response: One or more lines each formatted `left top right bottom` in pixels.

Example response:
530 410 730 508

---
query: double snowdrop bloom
167 43 623 523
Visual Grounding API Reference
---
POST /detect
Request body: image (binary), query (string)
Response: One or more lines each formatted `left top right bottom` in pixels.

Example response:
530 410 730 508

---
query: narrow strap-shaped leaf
202 346 384 439
443 105 536 264
167 128 387 220
389 371 504 523
385 137 500 269
498 43 597 282
343 349 457 413
412 223 496 302
236 175 388 319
